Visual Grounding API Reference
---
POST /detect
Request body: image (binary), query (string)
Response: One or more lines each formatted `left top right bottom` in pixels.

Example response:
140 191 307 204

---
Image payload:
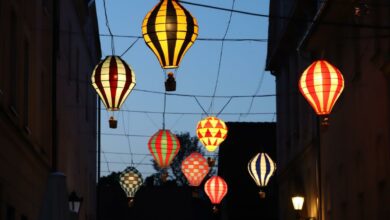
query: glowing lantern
247 153 276 198
196 116 228 152
119 166 143 207
204 176 228 211
91 56 136 128
181 152 210 187
292 196 305 211
299 60 344 124
148 129 180 168
142 0 198 69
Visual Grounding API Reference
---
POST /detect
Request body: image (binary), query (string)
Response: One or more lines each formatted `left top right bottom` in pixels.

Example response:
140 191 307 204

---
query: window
23 39 30 127
10 11 19 114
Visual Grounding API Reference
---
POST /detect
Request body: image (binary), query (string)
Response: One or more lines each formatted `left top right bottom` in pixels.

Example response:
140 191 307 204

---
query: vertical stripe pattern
196 116 228 152
148 129 181 168
247 153 276 188
204 176 228 205
299 60 344 116
181 152 210 186
142 0 198 69
91 56 136 111
119 166 143 198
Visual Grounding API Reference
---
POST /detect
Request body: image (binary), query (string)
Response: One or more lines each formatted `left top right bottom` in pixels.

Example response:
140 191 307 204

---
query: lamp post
291 195 316 220
69 191 83 215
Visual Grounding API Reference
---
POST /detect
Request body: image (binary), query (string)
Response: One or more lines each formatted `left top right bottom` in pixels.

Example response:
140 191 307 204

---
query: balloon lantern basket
259 191 266 199
109 116 117 129
165 73 176 92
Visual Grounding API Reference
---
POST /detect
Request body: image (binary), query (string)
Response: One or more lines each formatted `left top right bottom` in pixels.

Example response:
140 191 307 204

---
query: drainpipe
52 0 59 172
297 0 329 52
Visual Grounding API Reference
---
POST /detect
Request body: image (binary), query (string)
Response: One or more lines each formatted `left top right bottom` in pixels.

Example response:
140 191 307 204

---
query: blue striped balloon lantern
247 153 276 198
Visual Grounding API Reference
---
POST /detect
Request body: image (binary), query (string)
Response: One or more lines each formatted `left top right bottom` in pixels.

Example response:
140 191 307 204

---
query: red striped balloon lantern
196 116 228 152
299 60 344 125
204 176 228 211
148 129 180 168
91 56 136 128
181 152 210 187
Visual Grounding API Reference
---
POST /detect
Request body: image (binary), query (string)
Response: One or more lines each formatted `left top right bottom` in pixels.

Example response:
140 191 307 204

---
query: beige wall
0 0 100 219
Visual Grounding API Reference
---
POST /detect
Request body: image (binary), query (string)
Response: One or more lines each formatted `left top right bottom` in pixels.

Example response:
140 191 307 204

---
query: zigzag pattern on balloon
196 116 228 152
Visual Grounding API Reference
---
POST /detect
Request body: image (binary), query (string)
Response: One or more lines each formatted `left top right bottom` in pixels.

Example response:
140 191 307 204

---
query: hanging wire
208 0 236 114
120 38 139 57
134 154 150 169
100 108 276 116
145 113 160 129
169 114 185 130
163 91 167 130
179 0 390 30
194 97 209 116
216 97 234 117
102 151 111 173
102 0 115 55
241 69 267 121
121 108 134 165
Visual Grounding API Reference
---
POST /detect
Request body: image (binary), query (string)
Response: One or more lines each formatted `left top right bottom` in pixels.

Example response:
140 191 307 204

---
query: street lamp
291 195 316 220
291 196 304 210
68 191 83 214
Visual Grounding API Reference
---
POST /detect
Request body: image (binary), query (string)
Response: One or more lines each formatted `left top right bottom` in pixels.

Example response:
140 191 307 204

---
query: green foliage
98 171 121 186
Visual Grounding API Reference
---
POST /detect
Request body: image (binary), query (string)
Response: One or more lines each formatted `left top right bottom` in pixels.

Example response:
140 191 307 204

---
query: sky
95 0 274 177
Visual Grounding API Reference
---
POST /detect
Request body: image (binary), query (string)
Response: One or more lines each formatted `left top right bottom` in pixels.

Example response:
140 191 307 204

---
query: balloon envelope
148 129 181 168
181 152 210 186
247 153 276 188
119 166 143 198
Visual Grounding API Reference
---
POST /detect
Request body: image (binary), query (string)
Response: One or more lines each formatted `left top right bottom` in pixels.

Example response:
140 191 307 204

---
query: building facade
267 0 390 219
0 0 100 219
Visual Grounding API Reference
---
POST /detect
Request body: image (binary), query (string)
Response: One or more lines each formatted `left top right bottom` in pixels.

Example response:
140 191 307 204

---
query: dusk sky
95 0 274 177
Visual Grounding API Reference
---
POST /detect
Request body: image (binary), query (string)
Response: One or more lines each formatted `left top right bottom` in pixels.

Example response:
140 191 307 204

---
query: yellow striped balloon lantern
247 153 276 198
298 60 344 125
142 0 198 69
196 116 228 152
148 129 181 168
91 56 136 128
119 166 143 207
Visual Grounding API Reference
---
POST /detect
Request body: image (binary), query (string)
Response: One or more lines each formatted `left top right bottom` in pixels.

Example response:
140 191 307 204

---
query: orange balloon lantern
181 152 210 187
299 60 344 124
204 176 228 211
196 116 228 152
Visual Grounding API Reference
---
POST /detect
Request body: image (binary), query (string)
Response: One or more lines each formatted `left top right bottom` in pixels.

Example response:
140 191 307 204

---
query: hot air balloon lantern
196 116 228 152
247 153 276 199
204 176 228 213
148 129 181 168
142 0 198 91
91 56 136 128
299 60 344 126
181 152 210 187
119 166 143 207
